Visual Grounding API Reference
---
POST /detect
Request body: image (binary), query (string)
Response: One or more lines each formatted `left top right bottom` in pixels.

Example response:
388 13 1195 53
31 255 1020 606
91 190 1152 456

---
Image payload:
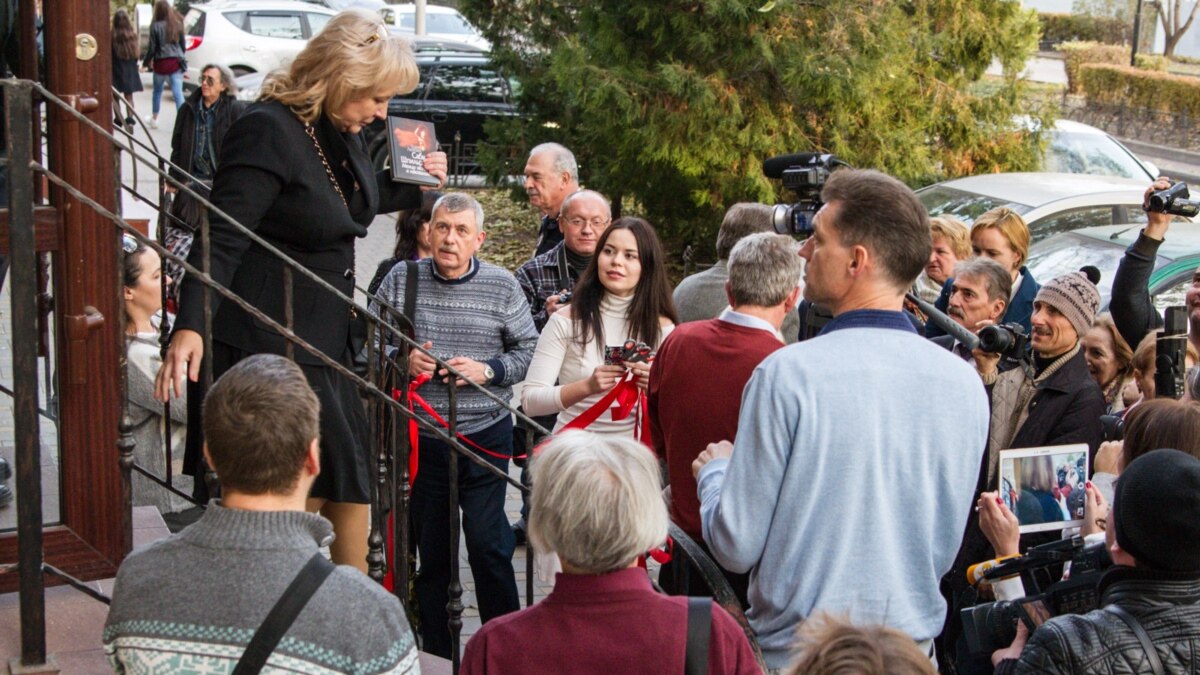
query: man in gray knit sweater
104 355 419 674
373 192 537 659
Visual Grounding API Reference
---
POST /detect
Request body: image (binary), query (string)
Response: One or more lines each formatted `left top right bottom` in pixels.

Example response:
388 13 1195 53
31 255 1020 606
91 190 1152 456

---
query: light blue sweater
697 321 988 668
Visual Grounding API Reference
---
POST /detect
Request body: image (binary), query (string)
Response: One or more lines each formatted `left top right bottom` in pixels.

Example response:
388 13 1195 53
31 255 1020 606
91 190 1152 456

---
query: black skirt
184 342 372 504
113 57 144 95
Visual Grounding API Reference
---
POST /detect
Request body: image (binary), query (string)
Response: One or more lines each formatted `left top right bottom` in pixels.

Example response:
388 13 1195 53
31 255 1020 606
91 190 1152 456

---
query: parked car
301 0 386 10
182 0 337 85
1042 119 1158 182
379 3 489 52
917 172 1153 243
1026 221 1200 315
362 50 518 172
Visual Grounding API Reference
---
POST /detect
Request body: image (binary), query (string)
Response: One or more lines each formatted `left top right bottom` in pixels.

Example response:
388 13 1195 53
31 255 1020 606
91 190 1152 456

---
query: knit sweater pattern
373 257 539 435
103 504 418 674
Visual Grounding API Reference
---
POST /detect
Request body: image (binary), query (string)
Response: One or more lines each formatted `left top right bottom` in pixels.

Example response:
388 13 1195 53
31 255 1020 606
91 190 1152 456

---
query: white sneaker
144 115 158 130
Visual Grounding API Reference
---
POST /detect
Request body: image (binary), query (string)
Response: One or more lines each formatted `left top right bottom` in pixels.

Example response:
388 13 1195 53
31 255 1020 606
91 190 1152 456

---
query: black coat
997 567 1200 674
175 100 422 365
168 89 245 184
1005 350 1106 458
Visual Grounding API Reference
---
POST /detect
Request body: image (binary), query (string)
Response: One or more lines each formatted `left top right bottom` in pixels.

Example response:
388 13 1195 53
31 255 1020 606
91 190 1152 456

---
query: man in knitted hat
942 271 1108 669
982 270 1106 467
993 448 1200 673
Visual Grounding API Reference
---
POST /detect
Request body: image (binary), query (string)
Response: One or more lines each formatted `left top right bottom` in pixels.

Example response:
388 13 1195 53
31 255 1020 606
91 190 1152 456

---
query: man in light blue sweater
695 169 989 670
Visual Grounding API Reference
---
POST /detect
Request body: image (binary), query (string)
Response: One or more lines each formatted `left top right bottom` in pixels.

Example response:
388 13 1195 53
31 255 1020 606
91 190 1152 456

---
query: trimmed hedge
1040 13 1129 47
1061 42 1168 94
1080 63 1200 119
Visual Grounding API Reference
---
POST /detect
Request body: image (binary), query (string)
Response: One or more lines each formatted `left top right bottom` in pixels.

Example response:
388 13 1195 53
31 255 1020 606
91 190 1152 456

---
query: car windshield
1043 131 1151 181
397 12 475 34
917 186 1032 226
1026 234 1130 303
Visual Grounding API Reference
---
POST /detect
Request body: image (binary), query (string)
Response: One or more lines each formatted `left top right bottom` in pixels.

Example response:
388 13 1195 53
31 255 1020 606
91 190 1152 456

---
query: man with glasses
515 189 611 332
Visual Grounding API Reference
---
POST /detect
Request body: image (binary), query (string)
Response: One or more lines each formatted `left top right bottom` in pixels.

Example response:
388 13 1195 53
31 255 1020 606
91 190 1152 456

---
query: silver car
182 0 337 83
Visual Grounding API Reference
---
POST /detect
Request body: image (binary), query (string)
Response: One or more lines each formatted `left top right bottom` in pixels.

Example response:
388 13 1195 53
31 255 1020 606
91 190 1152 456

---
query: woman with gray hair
461 430 758 673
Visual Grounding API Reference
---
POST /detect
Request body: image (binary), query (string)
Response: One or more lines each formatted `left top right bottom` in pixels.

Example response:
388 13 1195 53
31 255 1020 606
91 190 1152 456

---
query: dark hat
1113 448 1200 572
1034 271 1101 339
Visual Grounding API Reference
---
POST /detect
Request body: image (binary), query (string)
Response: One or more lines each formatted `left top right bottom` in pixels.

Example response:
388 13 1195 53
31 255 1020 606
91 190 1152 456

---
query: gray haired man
649 232 802 605
932 256 1012 364
524 143 580 255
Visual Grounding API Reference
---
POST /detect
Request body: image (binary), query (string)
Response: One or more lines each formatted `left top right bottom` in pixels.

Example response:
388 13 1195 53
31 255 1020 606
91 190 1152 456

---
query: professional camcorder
960 537 1112 655
761 153 851 236
1147 181 1200 218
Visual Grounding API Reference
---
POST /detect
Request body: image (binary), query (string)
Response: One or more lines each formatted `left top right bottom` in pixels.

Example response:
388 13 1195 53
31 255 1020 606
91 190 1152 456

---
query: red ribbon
559 370 650 444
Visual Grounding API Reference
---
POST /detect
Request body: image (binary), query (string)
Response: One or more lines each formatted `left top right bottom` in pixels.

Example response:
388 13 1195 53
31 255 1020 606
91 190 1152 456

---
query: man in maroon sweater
461 431 760 674
648 232 803 604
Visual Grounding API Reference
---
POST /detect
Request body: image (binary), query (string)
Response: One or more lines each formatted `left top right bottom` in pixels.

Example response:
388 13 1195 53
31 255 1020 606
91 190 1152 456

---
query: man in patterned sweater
104 354 419 674
374 192 538 658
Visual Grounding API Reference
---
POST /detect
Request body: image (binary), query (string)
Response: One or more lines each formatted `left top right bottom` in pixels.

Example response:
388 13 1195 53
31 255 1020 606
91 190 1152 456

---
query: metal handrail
7 76 761 670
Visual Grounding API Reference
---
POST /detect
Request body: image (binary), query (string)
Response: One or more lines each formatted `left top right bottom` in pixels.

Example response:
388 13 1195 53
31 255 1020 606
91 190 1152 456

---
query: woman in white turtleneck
521 217 678 436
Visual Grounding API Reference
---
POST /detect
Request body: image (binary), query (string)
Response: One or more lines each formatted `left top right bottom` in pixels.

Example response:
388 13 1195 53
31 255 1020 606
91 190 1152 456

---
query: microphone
762 153 824 179
966 554 1021 585
1079 265 1101 285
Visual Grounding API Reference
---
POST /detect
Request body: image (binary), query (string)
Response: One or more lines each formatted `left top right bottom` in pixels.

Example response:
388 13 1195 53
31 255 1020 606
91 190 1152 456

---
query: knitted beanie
1034 272 1100 338
1113 448 1200 572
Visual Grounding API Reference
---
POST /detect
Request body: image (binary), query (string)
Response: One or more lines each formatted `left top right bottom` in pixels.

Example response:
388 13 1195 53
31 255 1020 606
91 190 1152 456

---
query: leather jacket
997 566 1200 674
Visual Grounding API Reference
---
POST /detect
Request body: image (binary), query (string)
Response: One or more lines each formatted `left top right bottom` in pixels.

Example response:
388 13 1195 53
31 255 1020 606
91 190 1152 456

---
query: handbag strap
1105 604 1165 675
232 553 336 675
684 597 712 675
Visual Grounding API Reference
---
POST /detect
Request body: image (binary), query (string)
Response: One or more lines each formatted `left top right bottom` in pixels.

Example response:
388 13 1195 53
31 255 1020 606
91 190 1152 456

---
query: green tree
461 0 1054 247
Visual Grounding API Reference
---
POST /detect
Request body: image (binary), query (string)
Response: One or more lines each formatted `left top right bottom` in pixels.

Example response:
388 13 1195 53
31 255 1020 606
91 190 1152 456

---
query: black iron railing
5 77 762 672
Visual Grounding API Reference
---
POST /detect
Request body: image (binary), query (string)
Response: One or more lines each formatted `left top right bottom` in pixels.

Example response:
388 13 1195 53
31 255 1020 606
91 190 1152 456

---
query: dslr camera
1147 181 1200 218
976 322 1030 361
960 537 1111 655
761 153 850 236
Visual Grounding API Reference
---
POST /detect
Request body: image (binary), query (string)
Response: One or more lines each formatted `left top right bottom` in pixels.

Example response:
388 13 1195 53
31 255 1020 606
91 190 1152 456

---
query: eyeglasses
121 234 140 254
199 76 218 86
565 217 610 229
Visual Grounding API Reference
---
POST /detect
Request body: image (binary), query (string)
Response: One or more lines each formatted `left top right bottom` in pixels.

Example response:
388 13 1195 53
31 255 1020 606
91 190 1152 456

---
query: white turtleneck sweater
521 292 673 436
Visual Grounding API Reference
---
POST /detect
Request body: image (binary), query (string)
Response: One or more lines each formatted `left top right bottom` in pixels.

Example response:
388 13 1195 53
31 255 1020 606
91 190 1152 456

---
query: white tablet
997 444 1089 534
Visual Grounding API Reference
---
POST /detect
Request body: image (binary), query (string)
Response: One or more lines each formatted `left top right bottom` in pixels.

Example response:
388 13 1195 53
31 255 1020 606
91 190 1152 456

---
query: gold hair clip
364 26 387 45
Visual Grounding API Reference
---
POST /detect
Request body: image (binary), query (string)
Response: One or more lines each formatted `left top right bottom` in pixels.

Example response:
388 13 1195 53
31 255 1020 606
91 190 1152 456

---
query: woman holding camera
521 217 677 438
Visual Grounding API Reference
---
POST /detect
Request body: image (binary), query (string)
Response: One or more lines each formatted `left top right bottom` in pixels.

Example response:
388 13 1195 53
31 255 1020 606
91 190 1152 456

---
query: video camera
761 153 850 236
1147 181 1200 218
977 322 1030 361
960 536 1111 655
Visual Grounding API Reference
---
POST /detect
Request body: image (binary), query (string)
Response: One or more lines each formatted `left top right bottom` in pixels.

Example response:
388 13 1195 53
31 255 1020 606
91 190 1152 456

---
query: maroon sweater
648 318 783 538
460 568 759 674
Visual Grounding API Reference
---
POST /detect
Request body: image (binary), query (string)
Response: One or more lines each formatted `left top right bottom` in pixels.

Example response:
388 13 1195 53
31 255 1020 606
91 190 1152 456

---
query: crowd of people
100 7 1200 675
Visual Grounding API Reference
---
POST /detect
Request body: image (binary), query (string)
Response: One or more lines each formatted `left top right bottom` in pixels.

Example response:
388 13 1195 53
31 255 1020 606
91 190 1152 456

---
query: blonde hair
786 614 937 675
930 215 971 260
970 207 1031 269
528 430 668 574
259 9 419 125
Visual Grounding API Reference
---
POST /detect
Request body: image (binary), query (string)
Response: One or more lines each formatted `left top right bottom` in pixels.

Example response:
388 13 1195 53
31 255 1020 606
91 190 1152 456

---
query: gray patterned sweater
372 257 538 435
103 505 419 674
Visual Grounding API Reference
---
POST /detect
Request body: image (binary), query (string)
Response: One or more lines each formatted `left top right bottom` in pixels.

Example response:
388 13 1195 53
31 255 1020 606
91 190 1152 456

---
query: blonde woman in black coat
156 10 447 572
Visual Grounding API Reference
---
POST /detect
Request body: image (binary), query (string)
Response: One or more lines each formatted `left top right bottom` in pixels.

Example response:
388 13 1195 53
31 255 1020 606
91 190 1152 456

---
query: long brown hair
153 0 184 44
1121 398 1200 470
570 217 677 352
112 9 139 61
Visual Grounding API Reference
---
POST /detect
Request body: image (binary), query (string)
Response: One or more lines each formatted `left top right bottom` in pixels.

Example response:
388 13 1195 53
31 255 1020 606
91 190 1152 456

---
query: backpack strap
1105 604 1164 675
684 597 712 675
232 553 336 675
404 260 419 341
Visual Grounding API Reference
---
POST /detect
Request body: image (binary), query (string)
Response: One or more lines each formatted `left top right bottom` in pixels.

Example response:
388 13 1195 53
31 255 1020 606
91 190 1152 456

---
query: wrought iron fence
5 77 762 672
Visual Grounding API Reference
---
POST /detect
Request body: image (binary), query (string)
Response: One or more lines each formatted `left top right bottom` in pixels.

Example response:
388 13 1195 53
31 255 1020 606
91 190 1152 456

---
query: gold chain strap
305 123 348 208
